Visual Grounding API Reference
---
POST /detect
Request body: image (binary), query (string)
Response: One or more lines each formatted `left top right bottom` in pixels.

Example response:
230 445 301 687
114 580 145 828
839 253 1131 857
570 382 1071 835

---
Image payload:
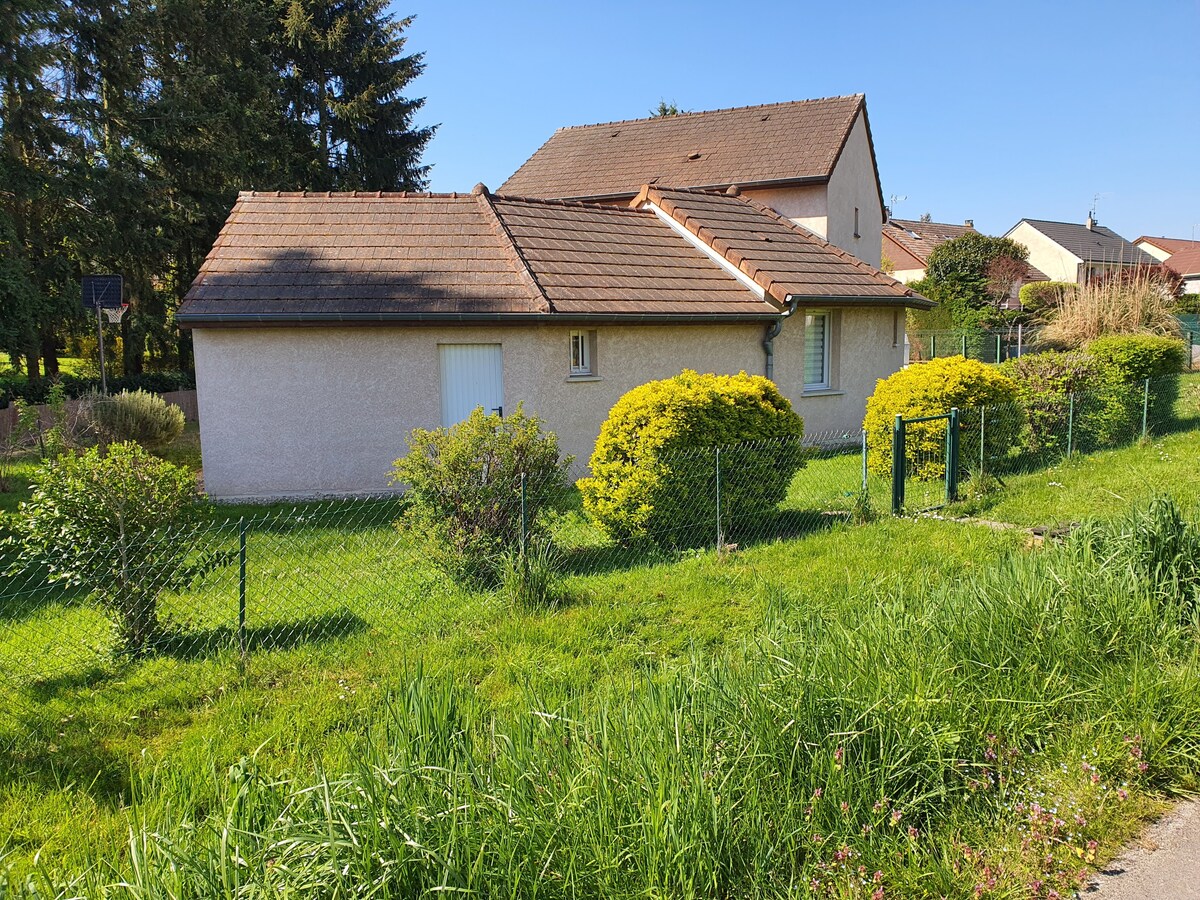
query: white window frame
804 311 831 392
569 329 593 376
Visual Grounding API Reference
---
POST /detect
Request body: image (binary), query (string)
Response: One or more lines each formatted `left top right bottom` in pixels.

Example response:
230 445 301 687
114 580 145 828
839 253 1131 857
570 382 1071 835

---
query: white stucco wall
892 268 925 284
1005 222 1081 283
1135 240 1172 262
824 112 883 268
193 310 902 499
741 183 828 239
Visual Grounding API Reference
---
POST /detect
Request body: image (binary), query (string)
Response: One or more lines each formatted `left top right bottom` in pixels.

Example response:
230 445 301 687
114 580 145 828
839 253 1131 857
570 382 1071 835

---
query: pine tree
281 1 434 190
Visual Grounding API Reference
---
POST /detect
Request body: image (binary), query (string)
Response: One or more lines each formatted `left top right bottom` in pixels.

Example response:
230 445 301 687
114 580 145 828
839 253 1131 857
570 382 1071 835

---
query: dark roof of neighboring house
1164 247 1200 278
1013 219 1158 265
1134 236 1200 257
500 95 871 201
177 185 926 325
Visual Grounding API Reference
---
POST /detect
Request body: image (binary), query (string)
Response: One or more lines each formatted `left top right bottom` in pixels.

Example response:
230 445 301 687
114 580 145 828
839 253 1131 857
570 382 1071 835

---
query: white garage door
438 343 504 426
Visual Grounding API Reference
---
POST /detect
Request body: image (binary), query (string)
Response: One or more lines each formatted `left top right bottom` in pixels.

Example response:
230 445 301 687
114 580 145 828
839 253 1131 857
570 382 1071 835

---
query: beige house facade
1004 218 1157 284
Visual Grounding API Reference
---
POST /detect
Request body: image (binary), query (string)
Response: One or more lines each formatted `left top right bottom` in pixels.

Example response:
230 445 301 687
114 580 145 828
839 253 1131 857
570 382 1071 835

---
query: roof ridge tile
474 188 553 313
552 94 865 132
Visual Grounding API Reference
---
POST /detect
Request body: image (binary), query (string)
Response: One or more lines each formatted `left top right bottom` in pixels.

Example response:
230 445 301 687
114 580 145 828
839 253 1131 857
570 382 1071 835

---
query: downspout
763 296 800 381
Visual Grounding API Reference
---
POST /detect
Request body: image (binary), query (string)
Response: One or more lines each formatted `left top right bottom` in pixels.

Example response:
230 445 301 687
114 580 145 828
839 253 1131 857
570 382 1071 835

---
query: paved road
1086 801 1200 898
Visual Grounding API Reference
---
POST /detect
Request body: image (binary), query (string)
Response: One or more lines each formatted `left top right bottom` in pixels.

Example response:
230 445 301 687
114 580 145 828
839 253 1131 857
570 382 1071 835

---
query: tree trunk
41 330 59 376
24 349 41 381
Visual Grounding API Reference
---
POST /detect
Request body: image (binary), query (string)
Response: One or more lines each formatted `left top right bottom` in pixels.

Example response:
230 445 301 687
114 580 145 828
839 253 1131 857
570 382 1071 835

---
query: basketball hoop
103 303 129 324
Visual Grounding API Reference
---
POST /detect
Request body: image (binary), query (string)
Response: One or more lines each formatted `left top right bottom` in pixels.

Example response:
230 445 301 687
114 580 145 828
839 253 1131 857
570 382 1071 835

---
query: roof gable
1164 247 1200 277
1135 236 1200 257
1012 219 1158 266
883 218 977 267
500 95 866 200
639 186 928 307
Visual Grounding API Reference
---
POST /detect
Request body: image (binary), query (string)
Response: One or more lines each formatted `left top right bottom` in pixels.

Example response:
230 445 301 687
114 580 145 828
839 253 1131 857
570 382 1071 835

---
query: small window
570 330 594 376
804 312 830 391
853 207 861 239
892 309 901 348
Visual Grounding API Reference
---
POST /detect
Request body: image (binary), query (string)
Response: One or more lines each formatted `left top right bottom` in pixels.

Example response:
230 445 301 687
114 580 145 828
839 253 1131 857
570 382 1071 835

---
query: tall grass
1042 269 1183 348
11 499 1200 899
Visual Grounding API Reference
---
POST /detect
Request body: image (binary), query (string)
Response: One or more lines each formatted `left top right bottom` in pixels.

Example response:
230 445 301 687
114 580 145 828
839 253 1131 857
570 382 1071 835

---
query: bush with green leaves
999 350 1136 455
863 356 1017 480
1086 334 1188 426
1018 281 1076 323
578 370 805 545
15 442 198 656
392 405 572 586
88 388 186 450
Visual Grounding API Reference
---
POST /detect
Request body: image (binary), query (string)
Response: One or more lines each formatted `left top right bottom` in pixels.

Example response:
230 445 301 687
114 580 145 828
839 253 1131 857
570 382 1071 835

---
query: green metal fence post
891 415 905 516
1067 392 1075 458
238 516 247 675
1141 377 1151 439
1190 332 1195 371
979 407 986 477
961 334 967 358
519 472 528 554
995 334 1002 363
861 429 868 493
714 448 723 549
930 333 937 359
945 407 961 503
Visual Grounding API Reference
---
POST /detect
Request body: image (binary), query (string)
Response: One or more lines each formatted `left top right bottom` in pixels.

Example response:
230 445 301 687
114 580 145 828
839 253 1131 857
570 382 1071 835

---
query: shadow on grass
558 508 846 577
152 608 368 661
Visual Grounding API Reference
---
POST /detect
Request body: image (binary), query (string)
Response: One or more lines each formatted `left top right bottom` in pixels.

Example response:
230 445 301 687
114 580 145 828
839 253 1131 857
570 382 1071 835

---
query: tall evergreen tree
281 1 434 190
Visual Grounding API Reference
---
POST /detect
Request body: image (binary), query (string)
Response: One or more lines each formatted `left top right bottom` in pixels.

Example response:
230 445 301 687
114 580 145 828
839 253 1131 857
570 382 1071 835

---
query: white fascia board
643 202 767 301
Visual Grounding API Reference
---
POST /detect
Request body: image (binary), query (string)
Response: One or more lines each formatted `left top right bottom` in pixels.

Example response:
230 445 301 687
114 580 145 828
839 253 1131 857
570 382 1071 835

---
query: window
570 330 594 376
804 312 830 391
853 206 861 239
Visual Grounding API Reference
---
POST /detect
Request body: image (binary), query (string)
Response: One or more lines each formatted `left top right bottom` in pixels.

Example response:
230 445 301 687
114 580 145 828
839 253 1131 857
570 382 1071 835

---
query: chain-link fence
1 375 1197 746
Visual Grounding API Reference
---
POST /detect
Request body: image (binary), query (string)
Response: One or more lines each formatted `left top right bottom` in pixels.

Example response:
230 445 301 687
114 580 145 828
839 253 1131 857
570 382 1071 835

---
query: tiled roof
641 187 929 307
1134 236 1200 257
1014 219 1158 266
179 185 927 325
500 95 866 200
1164 247 1200 277
883 218 977 266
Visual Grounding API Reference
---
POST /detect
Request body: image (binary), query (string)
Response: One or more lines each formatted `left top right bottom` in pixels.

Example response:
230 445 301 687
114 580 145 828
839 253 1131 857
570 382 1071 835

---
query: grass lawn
0 353 90 380
1 381 1199 895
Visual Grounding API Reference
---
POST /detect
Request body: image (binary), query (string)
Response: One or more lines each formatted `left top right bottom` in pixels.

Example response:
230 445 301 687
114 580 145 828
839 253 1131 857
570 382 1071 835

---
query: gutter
763 296 801 381
174 310 783 329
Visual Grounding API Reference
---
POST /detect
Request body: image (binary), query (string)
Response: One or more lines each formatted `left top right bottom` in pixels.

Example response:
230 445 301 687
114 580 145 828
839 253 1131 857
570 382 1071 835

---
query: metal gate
890 408 961 515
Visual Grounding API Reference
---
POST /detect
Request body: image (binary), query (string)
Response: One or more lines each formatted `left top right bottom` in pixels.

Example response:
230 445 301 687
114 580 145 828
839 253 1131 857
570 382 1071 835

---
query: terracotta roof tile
500 96 865 200
1134 236 1200 257
1164 247 1200 277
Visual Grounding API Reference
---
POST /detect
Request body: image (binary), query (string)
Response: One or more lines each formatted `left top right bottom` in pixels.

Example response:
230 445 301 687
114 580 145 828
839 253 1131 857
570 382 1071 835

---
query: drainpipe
763 296 800 381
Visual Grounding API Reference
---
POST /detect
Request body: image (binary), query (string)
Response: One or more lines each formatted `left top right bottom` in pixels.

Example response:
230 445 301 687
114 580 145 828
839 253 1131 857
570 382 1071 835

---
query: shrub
1040 270 1183 349
999 351 1136 455
88 389 186 450
863 356 1017 480
392 405 572 586
1018 281 1076 323
0 370 195 409
1086 334 1189 427
578 370 805 545
15 442 198 656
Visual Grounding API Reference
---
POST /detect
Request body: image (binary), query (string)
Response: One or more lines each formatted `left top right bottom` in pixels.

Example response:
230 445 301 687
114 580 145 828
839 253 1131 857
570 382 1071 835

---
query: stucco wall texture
193 309 902 499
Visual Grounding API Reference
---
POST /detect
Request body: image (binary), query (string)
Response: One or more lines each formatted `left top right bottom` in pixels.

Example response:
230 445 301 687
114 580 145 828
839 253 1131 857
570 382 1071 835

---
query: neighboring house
1163 248 1200 294
1133 236 1200 294
883 218 1048 309
882 218 977 284
178 185 928 500
501 95 886 267
1004 217 1157 285
1133 235 1200 263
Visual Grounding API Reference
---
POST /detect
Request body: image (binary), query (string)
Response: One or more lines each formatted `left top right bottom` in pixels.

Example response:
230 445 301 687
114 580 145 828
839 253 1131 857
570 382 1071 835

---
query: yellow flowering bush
578 370 804 544
864 356 1017 480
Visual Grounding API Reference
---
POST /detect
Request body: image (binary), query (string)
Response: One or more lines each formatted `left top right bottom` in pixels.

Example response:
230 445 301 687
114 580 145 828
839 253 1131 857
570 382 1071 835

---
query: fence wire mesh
0 374 1197 747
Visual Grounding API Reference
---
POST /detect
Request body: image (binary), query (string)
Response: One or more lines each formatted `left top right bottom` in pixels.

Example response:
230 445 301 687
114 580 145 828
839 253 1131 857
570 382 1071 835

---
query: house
882 218 978 284
501 95 886 267
1004 217 1157 285
177 184 928 500
1133 236 1200 294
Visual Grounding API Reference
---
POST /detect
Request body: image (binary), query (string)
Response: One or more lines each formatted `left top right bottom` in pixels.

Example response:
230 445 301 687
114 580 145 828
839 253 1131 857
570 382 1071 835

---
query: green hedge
1018 281 1075 317
1086 335 1187 425
0 371 195 408
579 371 805 545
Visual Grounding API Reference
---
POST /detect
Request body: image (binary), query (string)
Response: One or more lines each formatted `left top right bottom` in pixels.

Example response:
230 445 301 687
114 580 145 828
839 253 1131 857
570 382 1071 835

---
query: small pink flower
907 825 919 839
890 809 902 825
873 870 884 884
834 745 845 766
1118 788 1128 800
812 787 823 799
840 801 850 814
862 823 872 835
1138 761 1149 773
872 889 884 900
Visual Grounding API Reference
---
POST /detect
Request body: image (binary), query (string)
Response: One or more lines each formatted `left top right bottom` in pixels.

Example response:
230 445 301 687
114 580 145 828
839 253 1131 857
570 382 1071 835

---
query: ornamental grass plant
1040 269 1183 349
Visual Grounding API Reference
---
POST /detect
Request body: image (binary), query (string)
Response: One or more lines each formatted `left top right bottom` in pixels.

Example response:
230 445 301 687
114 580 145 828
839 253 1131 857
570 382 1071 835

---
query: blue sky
398 0 1199 242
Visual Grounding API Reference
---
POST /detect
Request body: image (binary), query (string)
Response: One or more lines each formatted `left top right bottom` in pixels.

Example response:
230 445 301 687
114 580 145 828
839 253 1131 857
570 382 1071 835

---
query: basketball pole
96 302 108 395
